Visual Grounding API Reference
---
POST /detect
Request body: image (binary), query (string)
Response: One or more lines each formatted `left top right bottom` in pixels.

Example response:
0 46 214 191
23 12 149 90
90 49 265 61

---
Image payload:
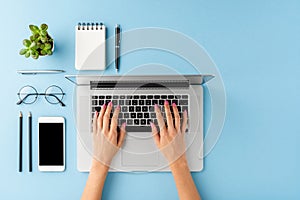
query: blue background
1 0 300 199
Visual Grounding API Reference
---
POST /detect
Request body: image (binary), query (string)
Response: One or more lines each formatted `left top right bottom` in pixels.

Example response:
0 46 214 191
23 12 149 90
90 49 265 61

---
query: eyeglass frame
16 85 66 107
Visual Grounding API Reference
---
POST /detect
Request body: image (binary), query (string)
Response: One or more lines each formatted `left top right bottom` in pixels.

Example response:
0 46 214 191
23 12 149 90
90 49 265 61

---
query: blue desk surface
1 0 300 199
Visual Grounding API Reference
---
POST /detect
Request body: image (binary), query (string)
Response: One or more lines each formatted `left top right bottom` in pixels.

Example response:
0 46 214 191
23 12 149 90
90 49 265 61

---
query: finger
103 101 113 133
97 103 106 131
164 100 174 130
154 104 166 134
181 109 188 134
117 122 126 147
110 105 120 132
172 103 180 131
93 111 98 134
150 122 160 147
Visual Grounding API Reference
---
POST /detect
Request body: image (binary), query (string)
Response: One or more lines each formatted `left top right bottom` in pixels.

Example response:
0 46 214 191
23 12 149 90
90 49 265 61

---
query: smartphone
38 117 65 172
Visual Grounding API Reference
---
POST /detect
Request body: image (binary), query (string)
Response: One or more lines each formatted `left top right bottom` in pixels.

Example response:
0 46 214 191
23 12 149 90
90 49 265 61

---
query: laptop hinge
90 80 189 90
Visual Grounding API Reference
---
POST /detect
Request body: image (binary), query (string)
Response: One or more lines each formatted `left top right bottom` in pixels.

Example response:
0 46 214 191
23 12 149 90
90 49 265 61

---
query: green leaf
23 39 31 47
45 43 52 50
46 49 53 55
25 51 30 58
40 44 45 49
40 24 48 31
19 48 27 55
41 30 47 36
30 41 36 48
29 25 39 33
41 37 47 43
40 49 47 55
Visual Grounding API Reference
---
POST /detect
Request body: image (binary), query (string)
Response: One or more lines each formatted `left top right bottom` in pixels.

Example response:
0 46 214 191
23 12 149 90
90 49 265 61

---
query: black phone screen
39 123 64 166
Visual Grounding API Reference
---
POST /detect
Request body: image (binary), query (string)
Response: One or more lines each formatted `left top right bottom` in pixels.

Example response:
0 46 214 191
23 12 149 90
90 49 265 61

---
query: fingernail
164 100 169 105
172 103 176 107
122 122 126 128
117 105 120 110
154 104 158 109
184 109 187 114
102 103 106 108
108 101 112 106
150 122 154 127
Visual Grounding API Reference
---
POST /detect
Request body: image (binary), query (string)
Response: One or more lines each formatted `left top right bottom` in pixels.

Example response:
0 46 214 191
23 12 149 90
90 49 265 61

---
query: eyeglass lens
18 86 38 104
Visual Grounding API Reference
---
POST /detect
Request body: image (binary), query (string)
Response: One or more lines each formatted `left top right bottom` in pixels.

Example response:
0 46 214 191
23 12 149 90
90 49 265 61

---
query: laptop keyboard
91 94 189 132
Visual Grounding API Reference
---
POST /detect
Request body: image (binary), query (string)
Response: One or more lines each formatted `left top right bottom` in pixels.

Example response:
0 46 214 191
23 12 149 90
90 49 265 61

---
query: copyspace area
1 0 300 199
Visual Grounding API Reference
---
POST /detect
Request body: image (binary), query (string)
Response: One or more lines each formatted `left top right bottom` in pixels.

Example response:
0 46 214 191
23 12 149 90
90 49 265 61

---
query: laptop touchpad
121 138 159 167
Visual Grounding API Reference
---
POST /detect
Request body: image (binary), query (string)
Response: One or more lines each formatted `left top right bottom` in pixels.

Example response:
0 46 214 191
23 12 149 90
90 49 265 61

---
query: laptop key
126 126 151 132
147 119 152 125
131 113 136 118
106 95 112 99
118 113 123 118
124 113 130 118
182 106 188 113
92 100 97 105
120 119 126 125
132 100 138 105
119 100 124 105
182 95 188 99
127 119 133 125
147 95 153 99
152 100 158 105
120 95 126 99
122 106 128 112
141 95 146 99
141 119 146 125
139 100 144 105
145 100 151 105
175 95 181 99
144 113 149 118
105 100 111 104
136 106 141 112
112 100 118 105
154 95 160 99
150 113 156 118
125 100 131 105
129 106 134 112
92 96 98 99
95 107 101 112
171 100 178 105
99 96 105 99
134 95 139 99
161 95 167 99
99 100 104 105
179 100 188 105
168 95 174 99
137 113 143 118
126 95 132 99
134 119 139 125
159 100 164 105
113 95 119 99
142 106 148 112
149 106 154 112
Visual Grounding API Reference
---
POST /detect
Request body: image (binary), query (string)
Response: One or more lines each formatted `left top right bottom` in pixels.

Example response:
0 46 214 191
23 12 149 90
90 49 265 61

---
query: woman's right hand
150 100 188 166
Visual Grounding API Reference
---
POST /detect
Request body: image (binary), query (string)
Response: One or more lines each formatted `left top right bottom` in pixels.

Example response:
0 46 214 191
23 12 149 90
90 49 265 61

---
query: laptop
65 74 214 172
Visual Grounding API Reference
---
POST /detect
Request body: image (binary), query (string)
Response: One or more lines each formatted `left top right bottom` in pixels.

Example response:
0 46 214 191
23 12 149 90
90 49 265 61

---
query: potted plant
19 23 54 59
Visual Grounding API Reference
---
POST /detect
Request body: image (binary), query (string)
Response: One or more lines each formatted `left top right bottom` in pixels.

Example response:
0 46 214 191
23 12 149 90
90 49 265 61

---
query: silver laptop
65 74 214 172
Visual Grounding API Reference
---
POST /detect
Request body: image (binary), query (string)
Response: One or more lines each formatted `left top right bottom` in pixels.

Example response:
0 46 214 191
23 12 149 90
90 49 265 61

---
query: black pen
19 111 23 172
115 24 121 72
28 112 32 172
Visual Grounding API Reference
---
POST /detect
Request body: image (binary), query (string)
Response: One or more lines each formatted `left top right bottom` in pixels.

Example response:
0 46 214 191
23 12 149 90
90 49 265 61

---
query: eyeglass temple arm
46 94 66 107
16 93 36 105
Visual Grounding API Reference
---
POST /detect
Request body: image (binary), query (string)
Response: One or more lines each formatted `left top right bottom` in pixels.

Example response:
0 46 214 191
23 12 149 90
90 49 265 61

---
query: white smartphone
38 117 65 172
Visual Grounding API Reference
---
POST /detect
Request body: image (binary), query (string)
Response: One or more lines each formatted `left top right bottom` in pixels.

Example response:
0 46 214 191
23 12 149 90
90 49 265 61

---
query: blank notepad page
75 23 106 70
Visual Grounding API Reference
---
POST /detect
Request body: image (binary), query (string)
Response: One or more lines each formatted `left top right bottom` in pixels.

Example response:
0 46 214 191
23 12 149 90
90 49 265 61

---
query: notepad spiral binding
77 22 104 30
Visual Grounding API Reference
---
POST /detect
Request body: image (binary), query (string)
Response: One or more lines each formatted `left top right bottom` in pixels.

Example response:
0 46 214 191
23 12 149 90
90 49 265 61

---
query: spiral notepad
75 22 106 70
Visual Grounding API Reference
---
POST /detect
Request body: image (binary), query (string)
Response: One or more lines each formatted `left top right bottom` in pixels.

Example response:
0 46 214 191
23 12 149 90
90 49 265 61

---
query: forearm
81 160 109 200
170 157 201 200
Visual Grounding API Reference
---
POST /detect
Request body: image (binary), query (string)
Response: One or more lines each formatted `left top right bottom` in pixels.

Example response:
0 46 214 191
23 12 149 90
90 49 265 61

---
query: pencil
28 112 32 172
19 111 22 172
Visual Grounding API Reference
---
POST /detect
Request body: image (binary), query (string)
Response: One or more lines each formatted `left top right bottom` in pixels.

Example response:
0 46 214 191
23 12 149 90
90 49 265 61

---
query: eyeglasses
17 85 65 106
